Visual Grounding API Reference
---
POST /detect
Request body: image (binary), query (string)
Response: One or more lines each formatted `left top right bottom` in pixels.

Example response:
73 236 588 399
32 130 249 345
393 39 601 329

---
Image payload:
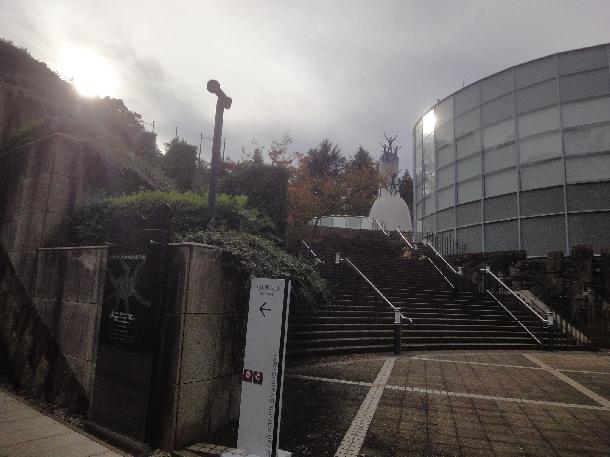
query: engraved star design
105 259 151 312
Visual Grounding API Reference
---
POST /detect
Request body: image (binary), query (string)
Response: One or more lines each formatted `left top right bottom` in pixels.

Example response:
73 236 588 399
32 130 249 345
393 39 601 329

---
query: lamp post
206 79 232 221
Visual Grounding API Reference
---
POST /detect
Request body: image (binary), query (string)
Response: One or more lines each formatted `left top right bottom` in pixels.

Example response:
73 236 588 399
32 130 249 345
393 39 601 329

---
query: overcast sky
2 0 610 172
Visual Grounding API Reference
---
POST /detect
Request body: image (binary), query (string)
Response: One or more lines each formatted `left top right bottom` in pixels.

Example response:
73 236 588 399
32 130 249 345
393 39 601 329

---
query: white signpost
223 278 291 457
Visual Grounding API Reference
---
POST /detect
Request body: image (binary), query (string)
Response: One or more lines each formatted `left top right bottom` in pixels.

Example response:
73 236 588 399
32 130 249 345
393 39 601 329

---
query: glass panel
521 160 564 191
457 201 481 226
457 178 481 204
562 96 610 127
484 143 516 172
436 144 455 168
568 212 610 253
423 177 434 196
456 131 480 158
520 187 565 216
435 121 453 149
454 109 479 137
435 96 454 126
437 187 454 211
515 79 557 114
436 165 455 186
558 45 608 76
456 201 481 227
319 217 333 227
457 154 481 181
416 183 422 202
567 182 610 211
566 153 610 183
423 135 435 193
416 202 423 221
564 124 610 156
559 69 610 102
346 217 362 229
436 208 455 230
485 193 517 221
423 195 434 215
422 214 435 234
481 70 513 103
483 119 515 148
521 216 566 256
457 225 482 253
514 56 556 89
485 168 517 197
519 131 562 163
454 83 479 116
415 120 423 145
485 220 519 252
331 217 345 228
481 93 514 126
517 105 560 138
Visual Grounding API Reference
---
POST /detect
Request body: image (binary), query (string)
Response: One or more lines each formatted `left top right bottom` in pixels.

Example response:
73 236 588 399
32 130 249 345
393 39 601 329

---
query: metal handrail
423 240 458 275
486 290 543 345
480 267 547 324
426 258 454 289
343 257 413 324
301 240 323 264
395 228 414 250
373 218 389 236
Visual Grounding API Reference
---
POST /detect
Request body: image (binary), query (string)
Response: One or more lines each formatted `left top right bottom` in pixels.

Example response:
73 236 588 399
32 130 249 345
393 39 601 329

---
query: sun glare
422 109 436 136
59 47 117 97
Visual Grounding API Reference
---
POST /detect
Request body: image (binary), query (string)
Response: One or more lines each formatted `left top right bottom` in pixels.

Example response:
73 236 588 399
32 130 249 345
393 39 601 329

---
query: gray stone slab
176 379 214 449
0 421 69 447
62 248 106 304
186 246 223 314
56 299 98 361
180 314 217 383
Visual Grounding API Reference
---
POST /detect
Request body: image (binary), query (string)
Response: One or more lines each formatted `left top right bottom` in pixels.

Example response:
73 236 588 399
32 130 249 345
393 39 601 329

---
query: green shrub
66 190 274 245
179 228 327 306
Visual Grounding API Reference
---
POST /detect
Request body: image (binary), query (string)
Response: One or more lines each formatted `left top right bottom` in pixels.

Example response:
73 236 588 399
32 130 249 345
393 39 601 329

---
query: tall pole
206 79 232 221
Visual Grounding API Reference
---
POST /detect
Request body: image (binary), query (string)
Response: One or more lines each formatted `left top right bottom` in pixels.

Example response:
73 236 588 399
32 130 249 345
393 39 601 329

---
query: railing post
546 312 555 351
394 308 402 355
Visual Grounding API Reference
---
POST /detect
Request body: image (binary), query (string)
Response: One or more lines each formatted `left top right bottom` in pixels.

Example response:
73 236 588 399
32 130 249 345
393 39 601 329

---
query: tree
268 133 300 170
136 131 161 163
163 138 197 191
221 161 289 236
305 139 345 177
288 140 381 237
398 168 414 218
350 145 374 170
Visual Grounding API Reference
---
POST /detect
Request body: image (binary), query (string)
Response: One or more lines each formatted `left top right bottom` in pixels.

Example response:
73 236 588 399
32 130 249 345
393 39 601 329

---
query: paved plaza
280 351 610 457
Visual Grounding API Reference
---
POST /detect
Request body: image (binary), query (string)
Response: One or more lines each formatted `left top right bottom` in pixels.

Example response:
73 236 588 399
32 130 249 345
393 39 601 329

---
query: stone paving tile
415 352 542 368
290 358 385 383
285 351 610 456
532 352 610 373
279 377 368 457
0 390 123 457
564 371 610 400
388 358 599 405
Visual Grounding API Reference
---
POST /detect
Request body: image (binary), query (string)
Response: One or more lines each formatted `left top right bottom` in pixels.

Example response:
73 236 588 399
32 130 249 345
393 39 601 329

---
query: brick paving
282 351 610 457
0 390 123 457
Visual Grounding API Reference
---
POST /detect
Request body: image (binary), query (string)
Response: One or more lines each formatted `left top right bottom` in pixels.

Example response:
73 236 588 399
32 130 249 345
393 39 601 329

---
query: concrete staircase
287 234 552 357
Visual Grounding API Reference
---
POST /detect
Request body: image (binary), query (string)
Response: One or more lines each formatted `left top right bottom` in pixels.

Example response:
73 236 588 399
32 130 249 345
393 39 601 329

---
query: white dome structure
369 142 413 232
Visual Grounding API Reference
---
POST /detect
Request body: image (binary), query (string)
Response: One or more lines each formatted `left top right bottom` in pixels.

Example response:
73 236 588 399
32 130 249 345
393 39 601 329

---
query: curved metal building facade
413 44 610 255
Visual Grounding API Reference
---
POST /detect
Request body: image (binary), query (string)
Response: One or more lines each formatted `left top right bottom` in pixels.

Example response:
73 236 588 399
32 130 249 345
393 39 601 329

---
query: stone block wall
0 243 88 412
30 246 107 401
0 134 98 288
155 242 249 450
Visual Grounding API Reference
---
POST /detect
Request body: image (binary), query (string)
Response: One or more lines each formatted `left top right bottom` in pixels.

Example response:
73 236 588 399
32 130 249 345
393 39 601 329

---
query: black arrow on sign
259 301 271 317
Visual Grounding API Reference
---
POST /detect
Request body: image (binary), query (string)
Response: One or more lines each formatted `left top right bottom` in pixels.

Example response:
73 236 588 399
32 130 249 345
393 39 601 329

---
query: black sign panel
89 228 168 443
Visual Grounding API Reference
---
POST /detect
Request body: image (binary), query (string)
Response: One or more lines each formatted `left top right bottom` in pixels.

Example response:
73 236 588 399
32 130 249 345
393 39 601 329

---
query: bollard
394 308 402 355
